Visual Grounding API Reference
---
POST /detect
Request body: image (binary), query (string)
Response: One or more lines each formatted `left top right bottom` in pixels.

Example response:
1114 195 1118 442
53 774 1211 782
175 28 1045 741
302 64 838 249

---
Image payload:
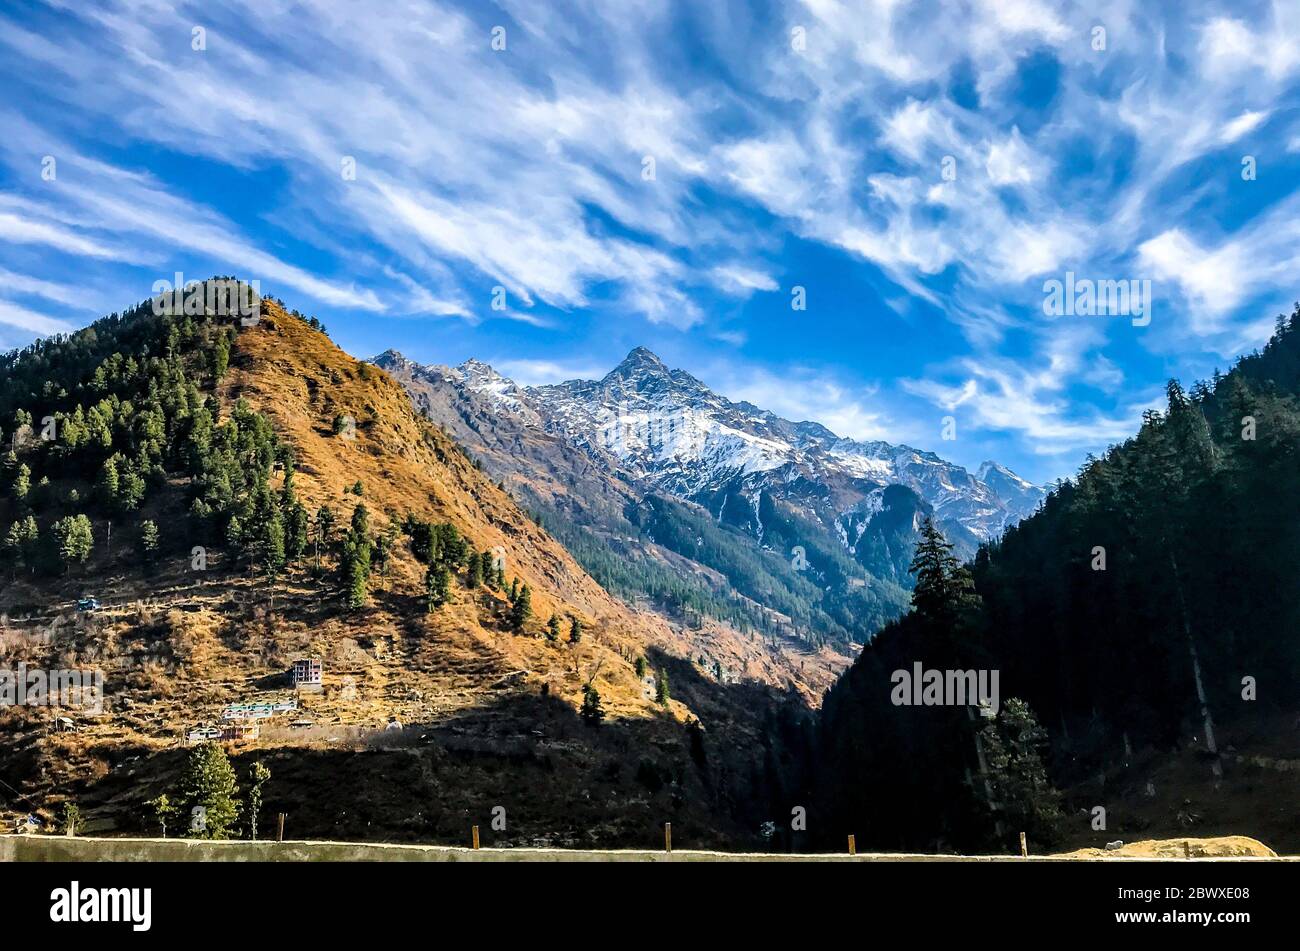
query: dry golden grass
0 306 832 847
1057 836 1277 858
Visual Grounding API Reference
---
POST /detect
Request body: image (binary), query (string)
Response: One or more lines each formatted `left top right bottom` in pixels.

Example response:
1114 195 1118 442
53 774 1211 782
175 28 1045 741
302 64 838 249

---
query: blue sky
1 0 1298 484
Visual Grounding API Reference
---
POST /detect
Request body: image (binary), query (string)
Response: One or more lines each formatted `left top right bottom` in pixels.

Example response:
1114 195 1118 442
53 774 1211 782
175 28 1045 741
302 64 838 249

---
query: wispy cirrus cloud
2 0 1300 481
0 298 76 335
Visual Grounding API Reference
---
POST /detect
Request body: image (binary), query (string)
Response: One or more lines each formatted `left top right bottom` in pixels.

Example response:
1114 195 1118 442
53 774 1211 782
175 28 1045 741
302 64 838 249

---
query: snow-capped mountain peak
375 346 1044 550
607 345 670 378
975 459 1045 517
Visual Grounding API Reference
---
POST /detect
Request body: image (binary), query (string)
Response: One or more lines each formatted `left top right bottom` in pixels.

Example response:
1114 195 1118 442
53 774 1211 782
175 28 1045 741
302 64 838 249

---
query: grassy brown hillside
232 312 841 702
0 296 822 848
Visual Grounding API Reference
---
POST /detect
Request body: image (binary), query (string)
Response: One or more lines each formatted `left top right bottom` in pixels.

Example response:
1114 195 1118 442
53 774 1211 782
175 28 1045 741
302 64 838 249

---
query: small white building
290 658 323 692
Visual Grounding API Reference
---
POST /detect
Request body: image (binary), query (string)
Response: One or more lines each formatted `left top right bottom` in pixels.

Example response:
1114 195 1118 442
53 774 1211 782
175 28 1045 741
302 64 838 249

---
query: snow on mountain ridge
382 347 1045 545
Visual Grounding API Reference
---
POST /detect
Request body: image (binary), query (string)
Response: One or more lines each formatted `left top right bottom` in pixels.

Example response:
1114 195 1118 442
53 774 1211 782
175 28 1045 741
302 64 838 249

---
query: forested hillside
0 280 823 846
0 280 294 584
813 307 1300 853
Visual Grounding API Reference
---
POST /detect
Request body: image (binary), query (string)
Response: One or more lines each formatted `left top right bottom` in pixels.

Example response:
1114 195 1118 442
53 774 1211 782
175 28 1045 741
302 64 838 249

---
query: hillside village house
220 721 260 743
290 658 323 692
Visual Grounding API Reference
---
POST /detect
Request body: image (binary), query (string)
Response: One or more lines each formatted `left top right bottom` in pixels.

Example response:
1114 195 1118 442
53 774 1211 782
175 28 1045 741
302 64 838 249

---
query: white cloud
704 362 897 442
1 0 1296 472
0 268 99 309
0 126 383 311
0 298 75 335
900 319 1147 454
991 221 1086 283
0 1 712 326
984 128 1043 186
719 135 817 220
1138 229 1247 329
881 101 952 163
976 0 1069 43
495 358 609 387
497 309 556 329
711 265 780 296
0 209 119 259
1218 110 1269 144
1198 16 1300 81
902 354 1142 454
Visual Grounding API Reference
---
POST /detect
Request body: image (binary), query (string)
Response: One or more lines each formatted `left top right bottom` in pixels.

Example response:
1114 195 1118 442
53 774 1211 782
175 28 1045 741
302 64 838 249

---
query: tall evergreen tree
580 686 605 726
11 462 30 501
52 514 93 570
977 699 1064 849
138 519 160 565
177 742 240 840
907 516 979 631
425 562 450 611
509 583 532 632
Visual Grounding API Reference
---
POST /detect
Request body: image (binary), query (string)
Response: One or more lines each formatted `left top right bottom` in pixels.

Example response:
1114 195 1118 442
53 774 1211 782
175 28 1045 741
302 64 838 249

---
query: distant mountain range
374 347 1044 647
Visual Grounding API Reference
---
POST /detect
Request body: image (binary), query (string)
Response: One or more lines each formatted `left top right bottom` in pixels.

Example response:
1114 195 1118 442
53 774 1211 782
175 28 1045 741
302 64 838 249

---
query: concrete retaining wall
3 835 1295 862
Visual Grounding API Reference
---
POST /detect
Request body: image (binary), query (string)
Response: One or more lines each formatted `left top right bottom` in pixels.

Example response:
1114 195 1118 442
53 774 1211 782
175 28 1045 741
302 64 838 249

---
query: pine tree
466 551 482 588
341 504 372 608
509 583 532 632
96 456 120 506
580 686 605 726
977 698 1064 848
10 516 37 573
907 516 979 629
313 504 335 573
655 668 670 705
225 514 243 554
53 514 93 570
568 614 583 644
350 502 370 538
546 613 561 642
3 520 21 570
213 332 230 379
178 742 240 840
426 562 450 611
116 466 145 512
11 462 30 501
285 501 309 562
138 520 160 565
344 540 369 608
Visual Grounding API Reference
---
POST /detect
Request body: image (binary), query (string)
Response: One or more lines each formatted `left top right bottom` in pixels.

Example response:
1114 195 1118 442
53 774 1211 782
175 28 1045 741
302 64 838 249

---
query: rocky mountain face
374 347 1043 643
532 348 1042 555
